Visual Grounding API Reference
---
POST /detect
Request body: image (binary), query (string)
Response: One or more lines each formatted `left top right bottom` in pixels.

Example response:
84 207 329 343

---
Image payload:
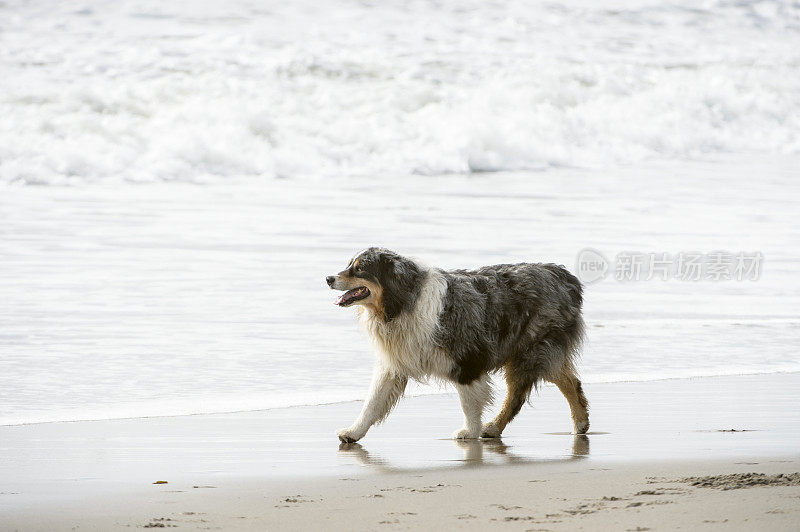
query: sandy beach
2 372 799 530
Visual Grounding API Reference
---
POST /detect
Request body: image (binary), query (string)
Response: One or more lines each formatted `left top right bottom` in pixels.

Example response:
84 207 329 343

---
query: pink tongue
335 288 363 306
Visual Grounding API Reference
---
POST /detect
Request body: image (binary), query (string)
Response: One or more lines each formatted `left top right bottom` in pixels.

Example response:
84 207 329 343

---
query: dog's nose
326 275 335 287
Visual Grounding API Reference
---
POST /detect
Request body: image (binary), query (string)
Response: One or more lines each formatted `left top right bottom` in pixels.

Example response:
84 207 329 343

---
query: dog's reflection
572 434 590 456
338 442 391 471
455 434 589 463
339 434 589 471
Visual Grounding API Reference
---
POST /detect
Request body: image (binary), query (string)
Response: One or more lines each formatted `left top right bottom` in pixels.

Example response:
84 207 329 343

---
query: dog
326 247 588 442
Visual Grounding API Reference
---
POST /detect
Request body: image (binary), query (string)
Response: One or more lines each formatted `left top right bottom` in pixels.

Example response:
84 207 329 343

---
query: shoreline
2 372 800 529
4 368 800 428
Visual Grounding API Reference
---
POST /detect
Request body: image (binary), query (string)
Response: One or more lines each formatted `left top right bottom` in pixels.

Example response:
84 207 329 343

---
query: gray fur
436 262 585 388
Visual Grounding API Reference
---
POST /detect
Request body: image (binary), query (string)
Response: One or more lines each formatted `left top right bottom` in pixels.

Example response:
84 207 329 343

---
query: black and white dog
326 247 588 443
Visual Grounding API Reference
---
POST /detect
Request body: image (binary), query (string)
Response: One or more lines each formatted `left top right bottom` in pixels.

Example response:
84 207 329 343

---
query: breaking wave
1 0 799 185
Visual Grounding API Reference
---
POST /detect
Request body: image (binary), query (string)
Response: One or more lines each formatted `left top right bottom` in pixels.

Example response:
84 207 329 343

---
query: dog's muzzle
327 275 370 306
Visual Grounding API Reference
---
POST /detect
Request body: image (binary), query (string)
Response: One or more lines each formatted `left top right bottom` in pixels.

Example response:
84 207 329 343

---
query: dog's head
326 247 424 321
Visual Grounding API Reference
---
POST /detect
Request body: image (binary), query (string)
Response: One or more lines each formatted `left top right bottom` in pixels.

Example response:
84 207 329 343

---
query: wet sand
1 372 799 530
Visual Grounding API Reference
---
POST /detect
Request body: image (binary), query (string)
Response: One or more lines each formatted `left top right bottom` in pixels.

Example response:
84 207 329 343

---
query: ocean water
1 0 799 184
2 158 799 425
1 0 799 425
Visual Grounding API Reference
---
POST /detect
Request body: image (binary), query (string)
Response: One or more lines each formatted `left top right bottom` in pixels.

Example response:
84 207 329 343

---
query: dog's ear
377 252 422 321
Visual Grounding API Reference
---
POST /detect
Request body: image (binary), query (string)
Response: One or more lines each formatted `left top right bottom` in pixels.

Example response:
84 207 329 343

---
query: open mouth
335 286 370 307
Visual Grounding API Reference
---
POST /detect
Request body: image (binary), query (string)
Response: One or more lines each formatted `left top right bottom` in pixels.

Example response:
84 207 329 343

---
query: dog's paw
337 427 363 443
452 427 480 440
481 421 502 439
573 419 590 435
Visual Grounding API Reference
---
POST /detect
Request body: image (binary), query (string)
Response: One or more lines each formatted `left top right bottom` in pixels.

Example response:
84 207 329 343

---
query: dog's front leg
338 366 407 443
453 375 492 439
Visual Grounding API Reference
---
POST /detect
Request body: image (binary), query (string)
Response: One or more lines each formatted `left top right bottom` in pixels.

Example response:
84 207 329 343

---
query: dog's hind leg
481 366 534 438
549 367 589 434
453 375 492 439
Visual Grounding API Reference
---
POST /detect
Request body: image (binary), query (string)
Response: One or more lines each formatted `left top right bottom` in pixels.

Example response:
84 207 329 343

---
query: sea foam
1 0 799 185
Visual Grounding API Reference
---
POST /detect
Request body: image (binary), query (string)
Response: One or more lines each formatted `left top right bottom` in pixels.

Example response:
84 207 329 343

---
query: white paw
573 419 590 434
337 427 364 443
452 427 480 440
481 421 502 439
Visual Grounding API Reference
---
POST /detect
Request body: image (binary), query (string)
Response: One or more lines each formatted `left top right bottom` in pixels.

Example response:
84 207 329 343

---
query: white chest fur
359 269 452 381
